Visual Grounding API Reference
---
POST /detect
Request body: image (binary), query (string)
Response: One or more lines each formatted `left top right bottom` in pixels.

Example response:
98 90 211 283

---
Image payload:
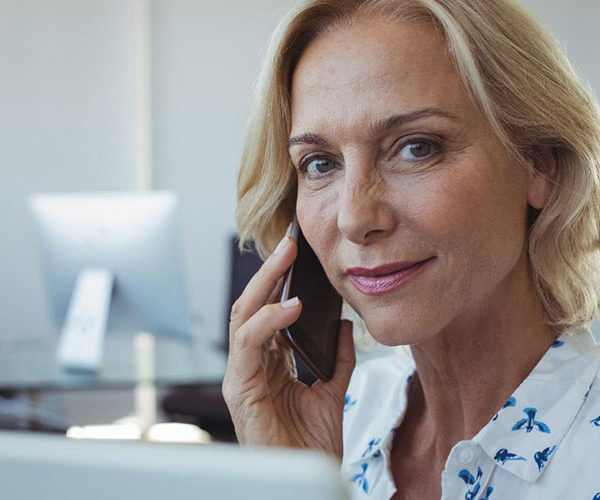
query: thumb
329 319 356 392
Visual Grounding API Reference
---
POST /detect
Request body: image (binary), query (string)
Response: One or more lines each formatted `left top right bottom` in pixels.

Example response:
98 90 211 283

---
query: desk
0 332 228 435
0 332 226 391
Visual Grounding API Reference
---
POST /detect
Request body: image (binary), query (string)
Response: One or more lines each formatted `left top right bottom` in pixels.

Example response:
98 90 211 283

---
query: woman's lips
347 258 434 295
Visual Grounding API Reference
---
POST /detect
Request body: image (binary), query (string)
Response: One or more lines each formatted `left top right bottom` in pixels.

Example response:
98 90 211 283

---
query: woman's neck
407 253 560 455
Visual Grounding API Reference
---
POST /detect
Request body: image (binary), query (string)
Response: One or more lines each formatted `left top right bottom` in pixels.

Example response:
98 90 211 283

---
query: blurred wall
0 0 295 347
0 0 139 343
151 0 296 346
0 0 599 352
519 0 600 95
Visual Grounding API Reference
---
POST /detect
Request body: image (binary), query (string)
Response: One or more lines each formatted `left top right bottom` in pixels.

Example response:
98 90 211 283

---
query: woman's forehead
290 18 476 135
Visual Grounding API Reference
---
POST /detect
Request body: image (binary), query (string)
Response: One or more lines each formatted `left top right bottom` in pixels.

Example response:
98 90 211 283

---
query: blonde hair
236 0 600 332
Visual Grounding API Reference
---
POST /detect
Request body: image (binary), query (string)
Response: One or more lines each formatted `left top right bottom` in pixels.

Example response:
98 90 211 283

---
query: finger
266 277 285 305
229 235 297 345
324 320 356 395
229 299 303 384
273 328 294 353
270 329 297 375
264 331 298 393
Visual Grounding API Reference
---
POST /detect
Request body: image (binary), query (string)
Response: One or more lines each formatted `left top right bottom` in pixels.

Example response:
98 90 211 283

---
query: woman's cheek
417 170 488 235
297 183 338 229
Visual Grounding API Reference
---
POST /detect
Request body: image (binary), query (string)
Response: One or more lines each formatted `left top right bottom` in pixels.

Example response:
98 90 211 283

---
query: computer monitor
0 431 350 500
30 192 191 372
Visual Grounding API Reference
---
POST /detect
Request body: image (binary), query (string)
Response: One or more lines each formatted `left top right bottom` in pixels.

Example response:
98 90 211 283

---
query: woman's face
289 18 538 346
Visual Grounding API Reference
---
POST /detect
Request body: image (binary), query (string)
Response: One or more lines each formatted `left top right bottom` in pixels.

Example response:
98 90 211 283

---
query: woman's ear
527 146 556 209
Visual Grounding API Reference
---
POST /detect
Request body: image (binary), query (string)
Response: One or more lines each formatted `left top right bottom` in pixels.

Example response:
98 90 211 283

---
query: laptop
0 431 349 500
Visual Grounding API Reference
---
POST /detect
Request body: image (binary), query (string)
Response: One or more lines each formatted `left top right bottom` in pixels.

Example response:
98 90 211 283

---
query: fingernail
274 235 289 254
281 296 299 309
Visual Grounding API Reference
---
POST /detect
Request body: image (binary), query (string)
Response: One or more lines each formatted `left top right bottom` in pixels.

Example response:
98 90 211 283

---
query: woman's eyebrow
288 132 328 148
370 107 458 135
288 107 457 147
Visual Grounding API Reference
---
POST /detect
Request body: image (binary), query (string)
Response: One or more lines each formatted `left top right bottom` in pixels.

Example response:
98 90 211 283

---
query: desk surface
0 332 227 391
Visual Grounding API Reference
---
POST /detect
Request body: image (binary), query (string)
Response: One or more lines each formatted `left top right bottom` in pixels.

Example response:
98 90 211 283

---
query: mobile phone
280 216 343 381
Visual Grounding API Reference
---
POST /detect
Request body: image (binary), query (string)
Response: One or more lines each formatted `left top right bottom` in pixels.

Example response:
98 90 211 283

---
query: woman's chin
362 313 440 347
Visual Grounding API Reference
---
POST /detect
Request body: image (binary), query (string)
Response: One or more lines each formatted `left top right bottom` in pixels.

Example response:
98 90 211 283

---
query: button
451 442 477 465
458 447 475 464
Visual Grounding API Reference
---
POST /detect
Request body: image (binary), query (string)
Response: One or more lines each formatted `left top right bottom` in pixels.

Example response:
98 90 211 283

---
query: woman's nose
336 171 395 245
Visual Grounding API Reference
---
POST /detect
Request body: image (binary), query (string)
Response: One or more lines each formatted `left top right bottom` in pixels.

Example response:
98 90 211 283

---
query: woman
222 0 600 498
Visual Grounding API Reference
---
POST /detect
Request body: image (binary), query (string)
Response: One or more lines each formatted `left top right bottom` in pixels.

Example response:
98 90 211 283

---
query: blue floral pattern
494 448 527 464
479 487 494 500
361 438 381 458
458 467 493 500
351 463 370 493
458 466 483 499
511 408 551 433
492 397 516 421
344 393 358 413
340 331 600 499
533 445 556 471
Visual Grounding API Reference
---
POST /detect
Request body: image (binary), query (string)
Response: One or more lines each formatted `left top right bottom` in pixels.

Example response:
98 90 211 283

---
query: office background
1 0 599 427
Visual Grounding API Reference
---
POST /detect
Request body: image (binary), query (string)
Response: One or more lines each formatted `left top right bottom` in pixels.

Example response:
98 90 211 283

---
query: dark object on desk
0 389 17 399
162 384 236 442
0 392 69 434
161 235 317 442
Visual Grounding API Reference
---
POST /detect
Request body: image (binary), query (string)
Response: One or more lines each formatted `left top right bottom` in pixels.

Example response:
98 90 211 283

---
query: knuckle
231 299 296 353
221 382 232 405
229 298 244 323
233 325 252 350
231 308 275 351
259 303 282 327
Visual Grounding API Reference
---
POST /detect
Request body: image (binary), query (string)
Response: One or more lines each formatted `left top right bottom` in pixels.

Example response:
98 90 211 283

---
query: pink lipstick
346 257 434 295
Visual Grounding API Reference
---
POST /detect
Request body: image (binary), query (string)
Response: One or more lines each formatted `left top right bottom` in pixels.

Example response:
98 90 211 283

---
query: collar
473 327 600 483
344 351 415 466
343 353 414 498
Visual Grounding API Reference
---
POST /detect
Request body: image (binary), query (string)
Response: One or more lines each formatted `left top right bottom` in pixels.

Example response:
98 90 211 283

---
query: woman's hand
221 234 356 461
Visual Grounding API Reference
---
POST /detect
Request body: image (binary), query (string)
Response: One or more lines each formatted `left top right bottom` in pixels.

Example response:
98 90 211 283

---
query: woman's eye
302 157 336 176
398 140 440 160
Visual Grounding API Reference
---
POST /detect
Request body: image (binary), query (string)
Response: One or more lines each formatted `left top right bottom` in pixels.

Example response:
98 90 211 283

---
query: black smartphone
280 216 343 381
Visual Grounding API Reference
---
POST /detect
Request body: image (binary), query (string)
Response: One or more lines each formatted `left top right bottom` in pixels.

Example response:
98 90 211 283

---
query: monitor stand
56 268 114 372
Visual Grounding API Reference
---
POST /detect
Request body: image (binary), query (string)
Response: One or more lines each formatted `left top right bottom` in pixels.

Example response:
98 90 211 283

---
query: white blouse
340 328 600 500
